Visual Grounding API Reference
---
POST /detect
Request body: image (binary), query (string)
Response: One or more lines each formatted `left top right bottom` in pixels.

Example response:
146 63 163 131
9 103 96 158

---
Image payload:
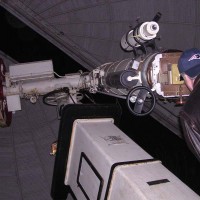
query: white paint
6 95 21 112
9 60 54 82
64 118 200 200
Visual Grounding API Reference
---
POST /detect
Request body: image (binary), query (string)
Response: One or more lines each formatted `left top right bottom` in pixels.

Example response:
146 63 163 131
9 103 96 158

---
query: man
178 48 200 162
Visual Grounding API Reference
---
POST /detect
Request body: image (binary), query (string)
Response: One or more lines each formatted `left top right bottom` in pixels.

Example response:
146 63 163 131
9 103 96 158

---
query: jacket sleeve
180 111 200 162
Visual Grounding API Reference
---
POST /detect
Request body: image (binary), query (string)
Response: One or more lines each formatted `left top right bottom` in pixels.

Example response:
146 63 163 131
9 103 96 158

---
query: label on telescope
101 135 128 145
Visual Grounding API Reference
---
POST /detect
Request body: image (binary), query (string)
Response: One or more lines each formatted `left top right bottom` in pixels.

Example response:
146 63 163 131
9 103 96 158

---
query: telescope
0 13 190 127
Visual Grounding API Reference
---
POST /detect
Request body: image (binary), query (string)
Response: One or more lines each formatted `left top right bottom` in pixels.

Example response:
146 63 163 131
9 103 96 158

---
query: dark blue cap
178 48 200 78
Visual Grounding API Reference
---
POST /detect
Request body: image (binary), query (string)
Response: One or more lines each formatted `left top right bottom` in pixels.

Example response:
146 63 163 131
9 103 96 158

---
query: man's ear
183 74 195 91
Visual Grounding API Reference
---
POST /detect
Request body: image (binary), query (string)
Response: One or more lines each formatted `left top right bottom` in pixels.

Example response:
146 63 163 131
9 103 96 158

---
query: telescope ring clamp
126 86 156 117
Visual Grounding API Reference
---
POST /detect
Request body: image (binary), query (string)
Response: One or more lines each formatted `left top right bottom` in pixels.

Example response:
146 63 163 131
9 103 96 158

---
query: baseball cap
178 48 200 78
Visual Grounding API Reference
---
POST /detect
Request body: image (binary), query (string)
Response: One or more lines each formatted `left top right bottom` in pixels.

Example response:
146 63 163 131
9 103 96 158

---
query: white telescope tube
121 21 159 50
3 74 82 96
138 21 159 40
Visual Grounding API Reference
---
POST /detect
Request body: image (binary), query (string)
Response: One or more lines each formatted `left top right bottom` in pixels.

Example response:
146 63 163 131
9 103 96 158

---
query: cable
97 91 126 99
53 71 65 78
69 93 76 104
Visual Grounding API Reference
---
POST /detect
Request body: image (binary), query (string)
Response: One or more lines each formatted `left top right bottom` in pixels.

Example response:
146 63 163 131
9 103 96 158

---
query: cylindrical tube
105 70 138 89
3 75 82 96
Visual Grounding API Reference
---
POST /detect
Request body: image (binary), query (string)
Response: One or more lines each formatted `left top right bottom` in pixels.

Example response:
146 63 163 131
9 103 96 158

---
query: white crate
65 118 200 200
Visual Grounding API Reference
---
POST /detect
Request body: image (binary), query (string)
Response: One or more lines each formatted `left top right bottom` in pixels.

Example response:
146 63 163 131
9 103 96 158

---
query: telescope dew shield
137 21 159 41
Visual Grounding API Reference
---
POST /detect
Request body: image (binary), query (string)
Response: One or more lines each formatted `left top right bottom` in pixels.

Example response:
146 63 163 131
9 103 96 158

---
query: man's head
178 48 200 91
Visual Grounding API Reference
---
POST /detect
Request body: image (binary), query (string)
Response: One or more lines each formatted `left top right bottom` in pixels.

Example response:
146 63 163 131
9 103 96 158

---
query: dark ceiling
1 0 199 72
0 6 86 75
